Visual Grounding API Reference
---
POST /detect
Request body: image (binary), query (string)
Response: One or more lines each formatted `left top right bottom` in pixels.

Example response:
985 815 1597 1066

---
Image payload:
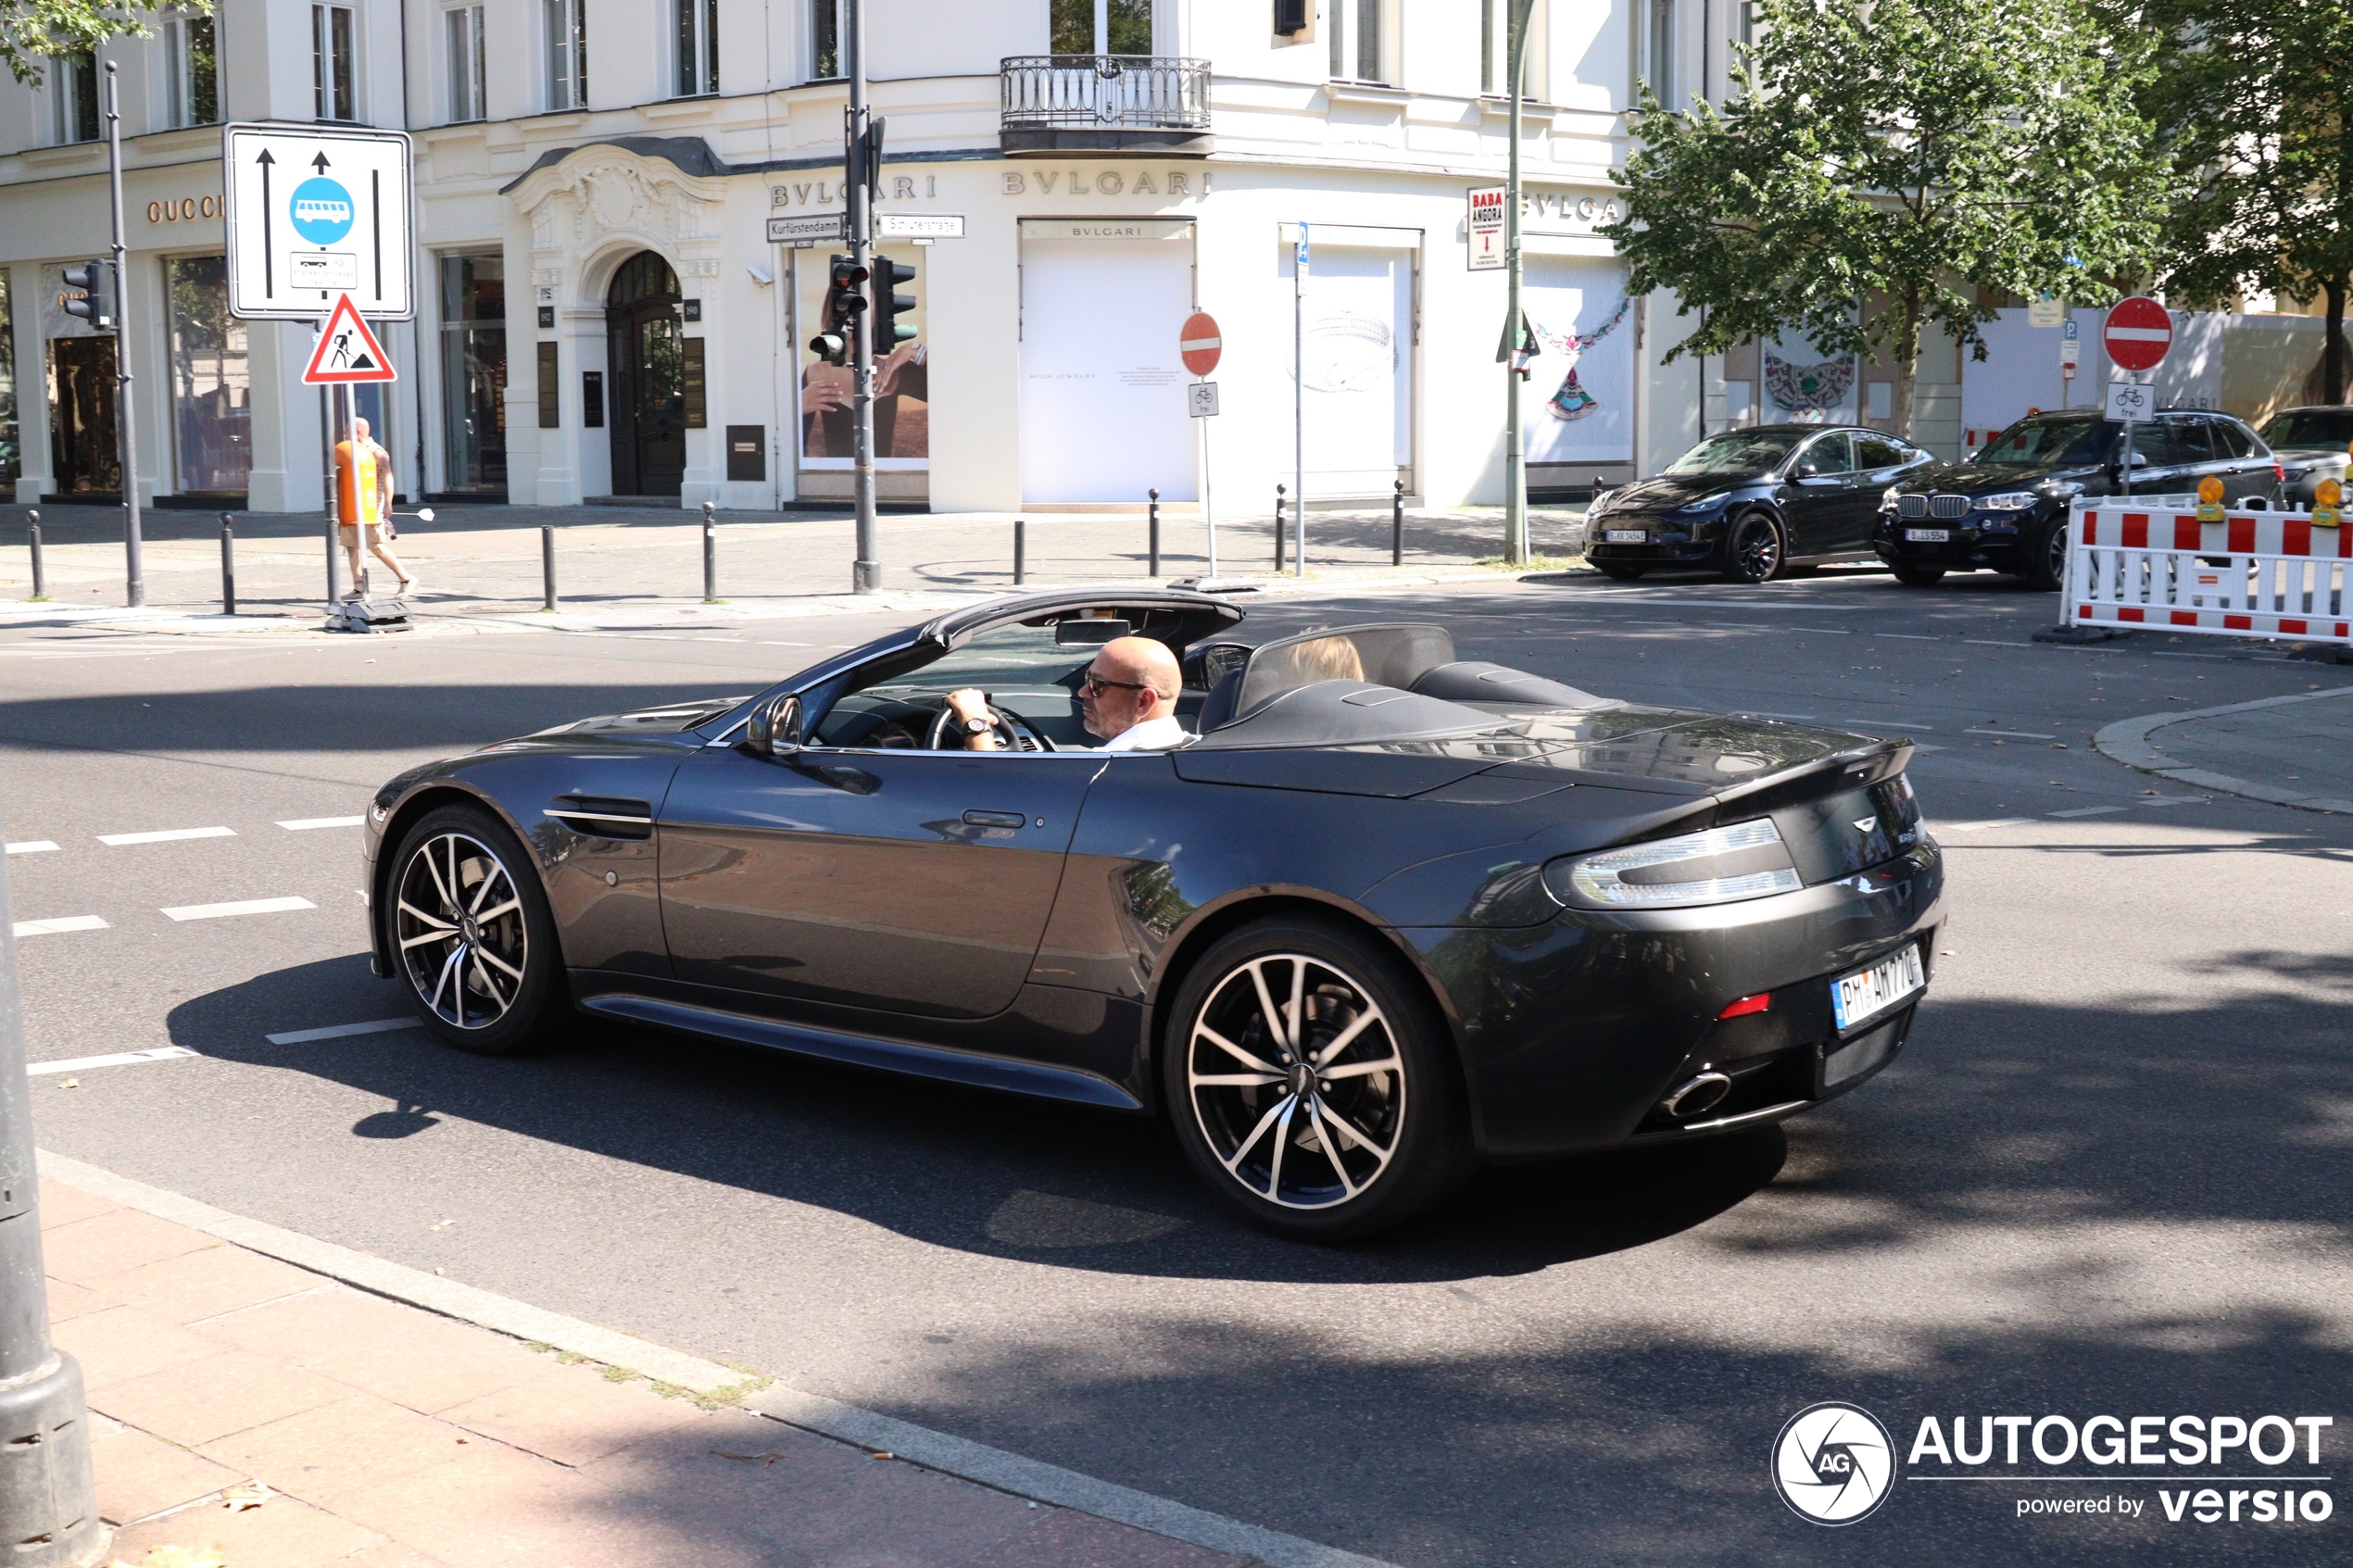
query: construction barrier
2065 496 2350 645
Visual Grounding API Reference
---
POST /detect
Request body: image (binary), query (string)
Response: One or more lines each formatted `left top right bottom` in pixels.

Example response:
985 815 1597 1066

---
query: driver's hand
944 688 1000 750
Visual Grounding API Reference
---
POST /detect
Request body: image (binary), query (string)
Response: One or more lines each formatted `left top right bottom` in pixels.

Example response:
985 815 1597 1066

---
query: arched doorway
606 252 685 496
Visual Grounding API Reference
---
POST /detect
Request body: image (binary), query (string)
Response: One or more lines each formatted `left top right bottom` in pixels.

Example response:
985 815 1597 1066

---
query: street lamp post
1503 0 1538 566
104 63 144 608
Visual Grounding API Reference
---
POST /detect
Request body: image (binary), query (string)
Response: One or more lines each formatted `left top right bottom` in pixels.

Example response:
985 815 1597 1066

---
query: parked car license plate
1905 528 1949 542
1604 529 1647 543
1829 945 1926 1033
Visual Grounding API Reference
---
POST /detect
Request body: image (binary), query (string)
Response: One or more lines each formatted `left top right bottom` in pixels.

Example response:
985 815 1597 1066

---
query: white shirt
1101 714 1192 752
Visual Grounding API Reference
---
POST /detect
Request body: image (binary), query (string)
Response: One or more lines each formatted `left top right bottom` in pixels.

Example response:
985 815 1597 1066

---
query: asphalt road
6 565 2349 1566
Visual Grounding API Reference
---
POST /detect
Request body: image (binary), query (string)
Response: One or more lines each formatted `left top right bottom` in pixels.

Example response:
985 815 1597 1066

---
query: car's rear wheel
1593 561 1648 582
1890 563 1946 587
1163 919 1470 1240
1722 511 1784 583
387 805 562 1055
2023 517 2068 591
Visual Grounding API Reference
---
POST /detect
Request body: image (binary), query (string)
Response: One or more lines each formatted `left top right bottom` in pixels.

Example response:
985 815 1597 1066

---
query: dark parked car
1874 408 2283 590
363 591 1944 1239
1584 424 1934 584
2256 405 2353 508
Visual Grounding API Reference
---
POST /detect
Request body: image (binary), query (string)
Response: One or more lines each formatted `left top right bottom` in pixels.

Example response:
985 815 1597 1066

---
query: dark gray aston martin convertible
364 589 1944 1238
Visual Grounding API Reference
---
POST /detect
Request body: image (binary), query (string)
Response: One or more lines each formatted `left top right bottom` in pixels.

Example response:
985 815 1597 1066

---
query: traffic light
62 260 115 332
872 257 918 357
808 254 867 365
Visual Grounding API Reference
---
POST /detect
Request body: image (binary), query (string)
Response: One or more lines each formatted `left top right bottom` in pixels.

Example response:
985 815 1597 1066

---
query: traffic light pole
1502 0 1535 568
846 0 878 594
104 62 144 608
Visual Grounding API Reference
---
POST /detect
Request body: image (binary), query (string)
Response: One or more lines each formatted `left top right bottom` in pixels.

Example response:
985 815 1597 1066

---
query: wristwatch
964 715 992 735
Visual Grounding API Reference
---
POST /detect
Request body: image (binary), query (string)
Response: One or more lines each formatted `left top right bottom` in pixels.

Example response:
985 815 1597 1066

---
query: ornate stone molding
510 144 729 303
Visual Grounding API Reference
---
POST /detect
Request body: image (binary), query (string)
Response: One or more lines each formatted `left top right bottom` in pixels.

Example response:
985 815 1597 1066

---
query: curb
36 1149 1400 1568
2093 685 2353 814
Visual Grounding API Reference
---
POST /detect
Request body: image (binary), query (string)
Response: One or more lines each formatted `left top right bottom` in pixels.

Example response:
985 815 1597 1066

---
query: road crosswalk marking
161 897 315 922
99 826 237 846
264 1017 421 1045
25 1047 198 1075
6 841 60 855
278 816 366 831
11 915 109 937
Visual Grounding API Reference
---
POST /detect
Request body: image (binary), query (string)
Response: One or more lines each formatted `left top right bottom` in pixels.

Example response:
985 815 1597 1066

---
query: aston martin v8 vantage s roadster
364 590 1944 1239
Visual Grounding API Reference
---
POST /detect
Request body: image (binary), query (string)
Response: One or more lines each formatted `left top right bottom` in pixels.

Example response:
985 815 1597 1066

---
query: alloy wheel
1730 515 1781 583
2045 521 2068 586
394 832 530 1030
1185 953 1405 1210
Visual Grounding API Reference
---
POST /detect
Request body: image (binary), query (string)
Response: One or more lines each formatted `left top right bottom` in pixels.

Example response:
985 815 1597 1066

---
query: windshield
1662 430 1804 477
1977 416 2112 466
2259 408 2353 450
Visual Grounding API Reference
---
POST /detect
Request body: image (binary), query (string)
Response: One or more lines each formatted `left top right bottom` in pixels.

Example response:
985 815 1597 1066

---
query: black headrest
1196 669 1245 733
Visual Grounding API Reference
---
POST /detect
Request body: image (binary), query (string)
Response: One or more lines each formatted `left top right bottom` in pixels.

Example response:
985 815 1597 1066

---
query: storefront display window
0 273 16 489
798 246 928 469
165 256 251 495
1522 257 1637 464
439 254 507 494
1293 241 1414 497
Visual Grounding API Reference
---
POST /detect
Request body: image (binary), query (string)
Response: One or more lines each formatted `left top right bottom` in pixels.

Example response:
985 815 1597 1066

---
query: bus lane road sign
224 123 413 320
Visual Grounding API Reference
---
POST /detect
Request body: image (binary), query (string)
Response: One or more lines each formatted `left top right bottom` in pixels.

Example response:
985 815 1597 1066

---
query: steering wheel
925 700 1056 753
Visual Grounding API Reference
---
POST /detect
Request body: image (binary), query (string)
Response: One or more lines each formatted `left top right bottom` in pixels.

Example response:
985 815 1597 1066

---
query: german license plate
1604 529 1647 543
1905 528 1949 542
1829 945 1925 1033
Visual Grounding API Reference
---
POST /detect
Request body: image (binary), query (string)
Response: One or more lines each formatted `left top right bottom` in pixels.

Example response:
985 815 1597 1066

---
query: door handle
962 809 1026 830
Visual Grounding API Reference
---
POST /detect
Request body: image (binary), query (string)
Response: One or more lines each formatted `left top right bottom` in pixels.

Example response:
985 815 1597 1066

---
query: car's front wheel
1163 919 1470 1240
387 805 562 1055
1722 511 1784 583
2023 517 2068 591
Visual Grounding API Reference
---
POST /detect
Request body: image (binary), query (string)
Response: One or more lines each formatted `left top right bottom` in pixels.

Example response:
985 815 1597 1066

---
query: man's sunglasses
1079 671 1151 697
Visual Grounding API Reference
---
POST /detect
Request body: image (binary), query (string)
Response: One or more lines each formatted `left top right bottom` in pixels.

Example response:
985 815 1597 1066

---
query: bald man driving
942 635 1189 752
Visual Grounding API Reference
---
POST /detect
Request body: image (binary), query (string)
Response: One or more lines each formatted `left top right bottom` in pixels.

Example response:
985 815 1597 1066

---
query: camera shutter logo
1773 1403 1897 1524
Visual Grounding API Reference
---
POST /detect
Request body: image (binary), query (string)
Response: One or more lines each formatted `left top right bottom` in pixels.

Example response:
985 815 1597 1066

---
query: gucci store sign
147 194 223 225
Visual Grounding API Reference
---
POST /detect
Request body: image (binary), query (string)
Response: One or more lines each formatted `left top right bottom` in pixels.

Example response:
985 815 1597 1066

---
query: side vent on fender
544 796 655 841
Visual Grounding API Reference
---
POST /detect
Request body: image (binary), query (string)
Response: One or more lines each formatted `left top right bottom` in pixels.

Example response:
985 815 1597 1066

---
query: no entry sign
2102 296 2173 373
1180 312 1222 377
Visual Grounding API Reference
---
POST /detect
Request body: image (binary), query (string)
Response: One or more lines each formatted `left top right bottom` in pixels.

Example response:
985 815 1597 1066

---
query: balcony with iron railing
1000 56 1213 156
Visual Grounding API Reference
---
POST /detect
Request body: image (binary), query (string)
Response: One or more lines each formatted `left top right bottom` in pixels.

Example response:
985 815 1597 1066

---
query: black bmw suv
1874 408 2282 590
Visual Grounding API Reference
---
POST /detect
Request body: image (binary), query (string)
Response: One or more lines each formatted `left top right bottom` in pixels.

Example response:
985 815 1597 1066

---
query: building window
0 272 16 490
1644 0 1677 107
1051 0 1151 55
674 0 717 97
446 5 484 121
166 17 219 128
1328 0 1385 83
53 50 100 144
165 256 251 495
546 0 586 108
314 5 355 120
438 254 507 494
811 0 839 79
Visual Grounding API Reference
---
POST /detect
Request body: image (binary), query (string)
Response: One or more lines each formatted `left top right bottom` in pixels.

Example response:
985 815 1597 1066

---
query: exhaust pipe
1663 1072 1732 1120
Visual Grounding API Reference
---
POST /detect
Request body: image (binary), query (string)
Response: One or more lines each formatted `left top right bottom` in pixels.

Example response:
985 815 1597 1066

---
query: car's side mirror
743 694 802 759
1792 459 1820 479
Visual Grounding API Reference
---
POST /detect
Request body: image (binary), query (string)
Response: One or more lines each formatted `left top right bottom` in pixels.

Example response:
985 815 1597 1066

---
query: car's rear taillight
2274 463 2286 484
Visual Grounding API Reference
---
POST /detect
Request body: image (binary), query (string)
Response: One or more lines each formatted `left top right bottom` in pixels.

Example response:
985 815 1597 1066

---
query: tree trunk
2325 275 2348 407
1890 286 1923 442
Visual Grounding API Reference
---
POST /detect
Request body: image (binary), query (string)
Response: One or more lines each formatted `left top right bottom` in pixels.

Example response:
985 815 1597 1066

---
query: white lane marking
2137 795 2206 808
265 1017 422 1045
1962 639 2043 649
1911 743 1947 752
1874 633 1944 640
1734 709 1817 720
1572 596 1901 613
11 915 109 937
278 816 365 831
6 841 61 855
1963 728 2058 740
161 897 315 922
1934 818 2034 832
757 640 814 646
1775 627 1856 635
2048 805 2130 819
1843 720 1936 731
26 1047 198 1076
99 826 236 846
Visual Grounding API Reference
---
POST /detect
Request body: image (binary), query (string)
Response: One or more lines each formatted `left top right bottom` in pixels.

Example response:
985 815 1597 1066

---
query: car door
1782 430 1870 553
2196 416 2271 503
659 742 1103 1020
2124 417 2196 494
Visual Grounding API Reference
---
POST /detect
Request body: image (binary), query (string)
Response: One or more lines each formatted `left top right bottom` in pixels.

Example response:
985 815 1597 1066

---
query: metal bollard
325 513 342 603
220 514 236 616
701 500 719 603
541 523 557 611
1392 480 1405 567
1014 518 1027 585
1148 488 1161 578
1274 485 1286 574
26 510 44 601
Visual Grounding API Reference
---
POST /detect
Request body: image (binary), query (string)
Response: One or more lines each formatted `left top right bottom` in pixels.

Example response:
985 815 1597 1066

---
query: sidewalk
0 502 1587 633
38 1164 1292 1568
2095 685 2353 814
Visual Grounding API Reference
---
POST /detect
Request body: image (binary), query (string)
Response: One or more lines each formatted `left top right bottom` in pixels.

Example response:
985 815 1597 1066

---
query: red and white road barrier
2065 497 2350 644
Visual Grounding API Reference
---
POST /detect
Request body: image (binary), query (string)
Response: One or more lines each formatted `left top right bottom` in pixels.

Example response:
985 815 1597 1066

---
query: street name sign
2103 296 2173 372
2028 293 2066 329
1180 312 1223 377
303 294 396 384
878 212 964 239
2105 380 2153 422
1189 382 1220 419
767 213 847 245
1467 186 1506 271
224 124 413 320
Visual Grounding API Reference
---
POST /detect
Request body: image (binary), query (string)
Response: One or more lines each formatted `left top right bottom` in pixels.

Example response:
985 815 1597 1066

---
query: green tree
1602 0 2165 441
2134 0 2353 402
3 1 178 85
